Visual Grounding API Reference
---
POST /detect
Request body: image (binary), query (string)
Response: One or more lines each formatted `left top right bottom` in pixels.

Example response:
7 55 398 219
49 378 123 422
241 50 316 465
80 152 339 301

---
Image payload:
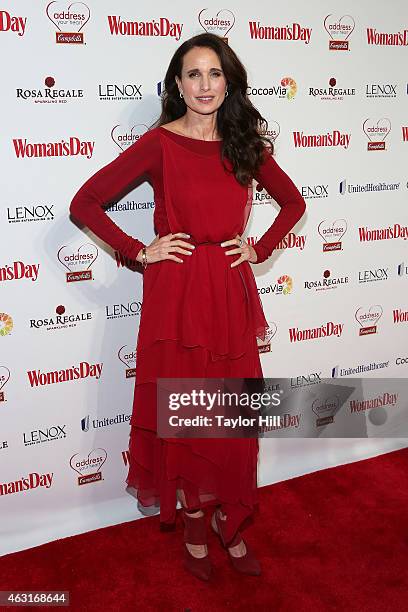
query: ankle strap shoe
212 509 261 576
182 510 212 581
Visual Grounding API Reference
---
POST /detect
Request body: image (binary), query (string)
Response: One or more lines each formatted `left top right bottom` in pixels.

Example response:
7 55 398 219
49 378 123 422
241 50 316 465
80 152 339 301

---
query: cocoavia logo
0 313 13 337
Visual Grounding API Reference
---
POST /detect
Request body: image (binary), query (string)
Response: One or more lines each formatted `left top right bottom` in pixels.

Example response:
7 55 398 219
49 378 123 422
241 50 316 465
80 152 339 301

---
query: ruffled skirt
126 246 268 542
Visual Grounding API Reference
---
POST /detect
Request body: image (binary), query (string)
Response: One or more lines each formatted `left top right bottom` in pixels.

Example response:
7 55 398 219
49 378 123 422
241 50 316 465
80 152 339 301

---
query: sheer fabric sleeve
69 128 160 262
252 148 306 264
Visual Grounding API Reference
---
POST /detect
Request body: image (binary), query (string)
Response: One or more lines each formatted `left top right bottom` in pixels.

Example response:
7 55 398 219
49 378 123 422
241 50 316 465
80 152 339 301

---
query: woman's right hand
136 232 195 265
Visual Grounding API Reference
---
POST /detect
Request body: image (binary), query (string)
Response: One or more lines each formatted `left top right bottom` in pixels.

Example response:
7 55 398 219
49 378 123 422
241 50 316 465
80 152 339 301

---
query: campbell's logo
30 304 93 331
0 472 53 496
107 15 183 40
358 223 408 242
324 14 355 50
257 321 277 354
309 77 355 101
318 219 347 252
293 130 350 149
0 10 27 36
99 83 142 102
7 204 54 223
118 345 136 378
289 321 344 342
248 77 298 101
17 76 84 104
27 361 103 388
57 243 98 282
248 20 312 44
367 27 408 47
0 261 40 283
0 366 10 402
393 309 408 324
70 449 107 486
111 124 147 153
355 305 383 336
46 1 90 44
363 118 391 150
13 137 94 159
198 8 235 40
0 313 13 337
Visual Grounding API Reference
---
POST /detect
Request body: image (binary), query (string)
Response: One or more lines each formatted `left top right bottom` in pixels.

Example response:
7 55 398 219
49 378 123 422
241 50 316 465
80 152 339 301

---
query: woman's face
175 46 228 116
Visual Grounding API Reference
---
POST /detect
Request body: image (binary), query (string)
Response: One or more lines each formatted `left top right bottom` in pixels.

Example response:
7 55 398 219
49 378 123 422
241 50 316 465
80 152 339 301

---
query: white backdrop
1 0 407 556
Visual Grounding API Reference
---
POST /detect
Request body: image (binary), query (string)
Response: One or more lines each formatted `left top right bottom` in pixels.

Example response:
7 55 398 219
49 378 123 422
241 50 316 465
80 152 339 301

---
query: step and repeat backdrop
1 0 407 555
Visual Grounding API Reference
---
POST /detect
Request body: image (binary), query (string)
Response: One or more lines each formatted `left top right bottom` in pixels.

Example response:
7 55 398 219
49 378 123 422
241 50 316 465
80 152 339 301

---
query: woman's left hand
220 234 258 268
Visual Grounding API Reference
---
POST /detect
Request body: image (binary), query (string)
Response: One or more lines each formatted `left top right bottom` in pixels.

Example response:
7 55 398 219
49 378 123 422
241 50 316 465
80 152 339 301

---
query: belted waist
187 239 223 246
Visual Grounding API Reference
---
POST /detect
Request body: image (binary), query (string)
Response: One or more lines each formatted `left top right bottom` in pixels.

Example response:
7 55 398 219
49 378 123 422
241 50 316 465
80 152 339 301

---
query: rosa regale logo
57 243 98 282
355 304 383 336
324 14 355 50
46 1 90 44
0 10 27 36
198 8 235 39
111 124 148 153
0 313 13 337
118 345 136 378
363 118 391 151
318 219 347 252
69 448 107 485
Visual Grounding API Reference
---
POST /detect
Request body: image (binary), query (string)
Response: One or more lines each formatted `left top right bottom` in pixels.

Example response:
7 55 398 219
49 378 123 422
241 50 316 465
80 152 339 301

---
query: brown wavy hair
150 32 274 185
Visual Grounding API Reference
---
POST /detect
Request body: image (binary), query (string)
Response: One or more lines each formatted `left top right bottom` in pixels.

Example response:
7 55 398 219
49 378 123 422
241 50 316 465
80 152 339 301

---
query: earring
225 90 229 97
180 92 184 98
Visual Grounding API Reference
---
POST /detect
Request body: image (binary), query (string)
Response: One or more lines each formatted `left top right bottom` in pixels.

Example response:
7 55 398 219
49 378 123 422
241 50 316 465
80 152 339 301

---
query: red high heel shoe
211 509 261 576
182 510 212 581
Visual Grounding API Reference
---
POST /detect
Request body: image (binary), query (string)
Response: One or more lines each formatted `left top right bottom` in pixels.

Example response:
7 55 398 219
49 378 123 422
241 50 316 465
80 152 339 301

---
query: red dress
70 126 306 542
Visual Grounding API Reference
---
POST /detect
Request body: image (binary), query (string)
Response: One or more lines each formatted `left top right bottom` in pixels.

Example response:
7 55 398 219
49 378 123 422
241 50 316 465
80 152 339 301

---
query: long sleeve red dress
70 125 306 543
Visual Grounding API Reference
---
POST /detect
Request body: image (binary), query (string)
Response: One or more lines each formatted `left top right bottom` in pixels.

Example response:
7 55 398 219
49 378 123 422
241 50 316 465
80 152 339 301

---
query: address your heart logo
111 124 148 152
70 448 107 476
198 8 235 38
363 118 392 142
46 1 90 32
324 14 355 40
355 305 383 327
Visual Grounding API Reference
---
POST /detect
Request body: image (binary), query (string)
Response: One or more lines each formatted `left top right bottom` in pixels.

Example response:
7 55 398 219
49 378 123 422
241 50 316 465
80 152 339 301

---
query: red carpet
1 448 407 611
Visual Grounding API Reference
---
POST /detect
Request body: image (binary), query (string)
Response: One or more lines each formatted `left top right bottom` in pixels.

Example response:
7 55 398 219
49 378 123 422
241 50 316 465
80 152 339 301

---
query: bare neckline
159 126 222 143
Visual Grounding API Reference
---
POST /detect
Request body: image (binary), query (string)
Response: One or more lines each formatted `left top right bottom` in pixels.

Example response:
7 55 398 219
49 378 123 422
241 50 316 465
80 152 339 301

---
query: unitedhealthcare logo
157 80 165 97
81 415 90 432
339 178 400 195
339 179 346 195
398 262 408 276
332 359 389 377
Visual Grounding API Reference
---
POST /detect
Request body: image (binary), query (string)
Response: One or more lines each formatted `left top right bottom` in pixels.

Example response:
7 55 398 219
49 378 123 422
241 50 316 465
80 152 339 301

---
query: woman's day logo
324 14 355 50
363 118 392 151
46 1 90 44
57 243 98 282
0 366 10 401
198 8 235 41
318 219 347 252
0 313 13 337
69 449 107 485
355 305 383 336
118 345 136 378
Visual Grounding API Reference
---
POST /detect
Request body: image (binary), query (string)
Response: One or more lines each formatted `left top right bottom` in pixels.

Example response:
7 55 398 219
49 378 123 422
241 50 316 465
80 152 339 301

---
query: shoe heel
182 510 212 581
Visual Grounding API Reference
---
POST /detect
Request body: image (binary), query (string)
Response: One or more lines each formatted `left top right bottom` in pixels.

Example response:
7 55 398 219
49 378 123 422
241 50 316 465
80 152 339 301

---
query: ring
238 238 243 247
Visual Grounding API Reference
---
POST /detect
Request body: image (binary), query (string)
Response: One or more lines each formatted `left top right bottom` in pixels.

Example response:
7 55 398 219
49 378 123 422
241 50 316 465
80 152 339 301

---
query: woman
70 32 306 581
